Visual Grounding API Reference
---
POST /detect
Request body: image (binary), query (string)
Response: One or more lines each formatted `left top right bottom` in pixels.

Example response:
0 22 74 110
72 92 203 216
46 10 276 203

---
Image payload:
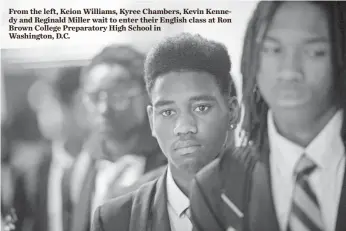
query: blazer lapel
248 136 280 231
150 170 171 231
332 111 346 231
335 162 346 231
220 151 249 231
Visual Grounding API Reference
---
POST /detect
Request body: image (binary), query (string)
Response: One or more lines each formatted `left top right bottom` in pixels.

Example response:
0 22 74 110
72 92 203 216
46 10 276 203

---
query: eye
261 41 282 55
161 109 176 117
194 105 211 113
262 46 281 55
305 48 328 58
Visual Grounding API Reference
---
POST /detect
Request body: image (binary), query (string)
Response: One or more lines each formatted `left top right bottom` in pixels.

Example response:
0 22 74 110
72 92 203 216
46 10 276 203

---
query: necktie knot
294 155 317 180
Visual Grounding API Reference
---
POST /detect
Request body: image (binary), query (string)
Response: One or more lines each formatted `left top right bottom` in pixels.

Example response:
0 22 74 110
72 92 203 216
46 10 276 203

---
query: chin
177 160 206 175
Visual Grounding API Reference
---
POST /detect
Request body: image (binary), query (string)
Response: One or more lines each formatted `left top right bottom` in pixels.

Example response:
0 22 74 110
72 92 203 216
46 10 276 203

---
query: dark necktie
287 155 324 231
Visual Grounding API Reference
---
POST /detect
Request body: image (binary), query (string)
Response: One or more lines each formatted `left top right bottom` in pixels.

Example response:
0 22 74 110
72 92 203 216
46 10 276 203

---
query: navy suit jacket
190 128 346 231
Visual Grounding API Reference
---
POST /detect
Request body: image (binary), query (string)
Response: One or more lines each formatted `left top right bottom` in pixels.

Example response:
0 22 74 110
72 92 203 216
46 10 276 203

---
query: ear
227 96 241 129
147 105 156 137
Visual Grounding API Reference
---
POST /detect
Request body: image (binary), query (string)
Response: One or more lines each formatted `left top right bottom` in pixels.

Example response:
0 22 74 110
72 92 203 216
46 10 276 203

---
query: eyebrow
189 95 217 103
303 37 329 44
153 95 217 108
263 36 280 43
153 100 175 108
264 35 329 44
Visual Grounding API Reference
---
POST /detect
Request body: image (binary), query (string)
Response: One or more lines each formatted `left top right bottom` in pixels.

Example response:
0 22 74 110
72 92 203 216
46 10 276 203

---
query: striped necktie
287 155 324 231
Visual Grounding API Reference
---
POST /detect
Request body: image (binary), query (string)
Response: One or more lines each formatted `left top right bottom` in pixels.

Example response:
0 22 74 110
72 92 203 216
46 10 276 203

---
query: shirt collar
166 167 190 217
268 109 344 174
305 109 344 169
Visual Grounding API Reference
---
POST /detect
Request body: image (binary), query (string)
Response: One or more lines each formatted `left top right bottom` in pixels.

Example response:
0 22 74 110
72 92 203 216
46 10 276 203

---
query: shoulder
190 146 257 230
197 146 253 181
111 166 166 199
92 192 134 231
92 178 159 231
109 166 166 199
193 145 256 200
123 166 166 192
98 192 135 222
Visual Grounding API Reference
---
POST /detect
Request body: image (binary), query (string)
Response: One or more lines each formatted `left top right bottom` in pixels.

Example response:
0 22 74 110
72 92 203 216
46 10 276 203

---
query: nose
173 112 197 136
279 48 303 81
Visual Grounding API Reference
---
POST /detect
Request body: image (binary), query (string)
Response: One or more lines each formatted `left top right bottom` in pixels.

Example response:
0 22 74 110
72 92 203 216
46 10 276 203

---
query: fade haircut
144 33 233 97
240 1 346 150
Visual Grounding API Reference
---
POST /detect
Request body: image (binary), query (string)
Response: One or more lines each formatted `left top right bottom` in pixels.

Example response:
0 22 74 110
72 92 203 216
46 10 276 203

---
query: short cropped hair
144 33 232 96
82 45 145 86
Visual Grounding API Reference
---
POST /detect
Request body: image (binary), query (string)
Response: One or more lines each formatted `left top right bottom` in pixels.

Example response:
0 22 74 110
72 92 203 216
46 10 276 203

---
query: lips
173 140 202 155
173 140 201 150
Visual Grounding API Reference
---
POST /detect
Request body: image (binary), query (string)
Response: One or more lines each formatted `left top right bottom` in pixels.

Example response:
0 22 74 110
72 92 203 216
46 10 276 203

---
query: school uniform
91 168 195 231
190 110 346 231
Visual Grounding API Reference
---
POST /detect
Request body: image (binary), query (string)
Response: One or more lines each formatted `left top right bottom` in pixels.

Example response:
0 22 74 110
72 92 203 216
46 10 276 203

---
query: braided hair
240 1 346 150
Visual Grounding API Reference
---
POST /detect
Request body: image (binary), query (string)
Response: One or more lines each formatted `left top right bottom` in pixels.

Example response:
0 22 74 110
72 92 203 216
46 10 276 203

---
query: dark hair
144 33 232 96
52 66 82 107
82 45 145 86
241 1 346 149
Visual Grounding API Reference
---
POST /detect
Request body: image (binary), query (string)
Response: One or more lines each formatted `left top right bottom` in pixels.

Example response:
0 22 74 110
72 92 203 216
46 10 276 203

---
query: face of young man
83 64 148 141
258 2 335 116
147 71 230 174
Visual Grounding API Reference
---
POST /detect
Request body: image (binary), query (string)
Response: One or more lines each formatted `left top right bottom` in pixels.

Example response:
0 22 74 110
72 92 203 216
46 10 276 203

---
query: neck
169 163 194 196
272 105 339 147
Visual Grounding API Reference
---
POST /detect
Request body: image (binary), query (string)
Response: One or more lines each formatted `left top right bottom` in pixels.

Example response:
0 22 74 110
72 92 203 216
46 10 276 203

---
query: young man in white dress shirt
91 33 240 231
190 1 346 231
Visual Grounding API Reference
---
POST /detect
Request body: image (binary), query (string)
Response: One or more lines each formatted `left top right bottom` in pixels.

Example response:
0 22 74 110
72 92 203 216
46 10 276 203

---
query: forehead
151 71 222 104
84 63 134 92
267 2 329 40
